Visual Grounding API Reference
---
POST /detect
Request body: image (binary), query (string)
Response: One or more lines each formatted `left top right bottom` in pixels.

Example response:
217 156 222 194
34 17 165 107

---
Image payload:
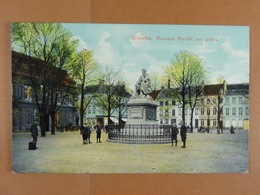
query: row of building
12 51 249 132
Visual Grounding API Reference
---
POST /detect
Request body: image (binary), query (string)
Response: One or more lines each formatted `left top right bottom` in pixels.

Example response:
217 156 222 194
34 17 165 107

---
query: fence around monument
107 124 172 144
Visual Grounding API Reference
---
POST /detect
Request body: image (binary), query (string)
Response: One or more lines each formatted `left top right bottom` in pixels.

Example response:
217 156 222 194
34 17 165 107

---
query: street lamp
207 108 210 133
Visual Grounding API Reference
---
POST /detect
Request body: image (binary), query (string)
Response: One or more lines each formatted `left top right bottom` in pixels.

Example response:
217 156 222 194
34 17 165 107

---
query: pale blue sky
63 23 249 88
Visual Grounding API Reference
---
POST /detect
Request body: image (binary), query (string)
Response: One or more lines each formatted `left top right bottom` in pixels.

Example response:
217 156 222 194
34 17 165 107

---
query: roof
203 84 224 96
12 50 74 86
227 83 249 95
149 89 161 100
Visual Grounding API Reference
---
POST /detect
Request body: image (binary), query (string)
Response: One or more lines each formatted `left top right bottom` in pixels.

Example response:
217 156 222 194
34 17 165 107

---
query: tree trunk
39 109 46 137
190 109 194 133
50 112 56 134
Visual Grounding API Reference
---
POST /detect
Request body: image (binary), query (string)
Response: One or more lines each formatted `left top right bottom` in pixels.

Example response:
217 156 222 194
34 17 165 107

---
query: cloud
221 37 249 66
95 31 115 65
72 36 89 51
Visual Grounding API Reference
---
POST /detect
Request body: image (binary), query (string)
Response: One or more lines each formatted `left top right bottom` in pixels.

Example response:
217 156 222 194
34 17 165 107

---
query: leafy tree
67 49 100 128
163 51 207 128
12 22 78 136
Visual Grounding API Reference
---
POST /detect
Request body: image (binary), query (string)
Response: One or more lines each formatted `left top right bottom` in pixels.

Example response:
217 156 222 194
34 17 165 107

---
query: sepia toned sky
62 23 249 88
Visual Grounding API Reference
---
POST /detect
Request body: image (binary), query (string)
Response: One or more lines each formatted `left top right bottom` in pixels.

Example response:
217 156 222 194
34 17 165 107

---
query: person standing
171 123 179 147
30 120 39 144
87 124 92 144
81 122 88 144
230 125 235 134
94 123 102 143
180 124 187 148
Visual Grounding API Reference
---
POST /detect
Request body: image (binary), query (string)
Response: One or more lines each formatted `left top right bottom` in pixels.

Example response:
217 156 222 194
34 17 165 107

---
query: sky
62 23 249 89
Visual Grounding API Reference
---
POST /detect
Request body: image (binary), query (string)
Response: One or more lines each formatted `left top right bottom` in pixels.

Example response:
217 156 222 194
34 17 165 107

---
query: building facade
155 81 249 130
12 51 78 132
223 84 249 130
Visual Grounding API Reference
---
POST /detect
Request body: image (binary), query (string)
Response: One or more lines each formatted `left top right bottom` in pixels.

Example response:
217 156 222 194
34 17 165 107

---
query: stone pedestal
126 98 158 125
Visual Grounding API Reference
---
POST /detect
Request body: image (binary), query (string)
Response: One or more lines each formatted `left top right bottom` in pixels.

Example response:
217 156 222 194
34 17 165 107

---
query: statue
133 69 152 99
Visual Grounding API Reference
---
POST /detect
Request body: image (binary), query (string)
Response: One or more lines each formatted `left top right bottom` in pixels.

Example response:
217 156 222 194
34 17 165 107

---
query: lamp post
207 108 210 133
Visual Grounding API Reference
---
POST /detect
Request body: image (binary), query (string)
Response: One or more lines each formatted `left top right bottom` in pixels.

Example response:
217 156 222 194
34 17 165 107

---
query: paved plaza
12 129 248 174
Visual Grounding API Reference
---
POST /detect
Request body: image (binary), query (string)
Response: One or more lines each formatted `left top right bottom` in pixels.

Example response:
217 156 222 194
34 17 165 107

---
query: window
160 101 163 106
213 98 216 104
239 107 243 115
232 108 236 115
171 119 176 125
239 97 243 103
245 107 249 115
24 85 32 101
213 120 217 127
207 98 210 104
195 108 198 115
160 119 163 124
172 109 175 116
88 106 91 114
201 108 204 115
232 97 236 104
201 120 204 127
226 98 230 104
172 100 176 105
207 108 210 115
165 101 169 106
226 108 229 115
213 108 217 115
93 105 96 114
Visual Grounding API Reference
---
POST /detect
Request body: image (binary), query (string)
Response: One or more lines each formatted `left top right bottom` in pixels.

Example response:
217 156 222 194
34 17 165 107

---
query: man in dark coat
230 125 235 134
180 124 187 148
94 123 102 143
30 120 39 143
81 122 88 144
171 123 179 147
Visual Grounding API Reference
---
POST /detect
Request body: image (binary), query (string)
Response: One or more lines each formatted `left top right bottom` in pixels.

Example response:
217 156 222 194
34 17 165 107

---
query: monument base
126 97 158 125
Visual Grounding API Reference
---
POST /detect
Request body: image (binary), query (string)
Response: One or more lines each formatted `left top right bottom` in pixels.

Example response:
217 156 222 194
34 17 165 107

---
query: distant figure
94 124 102 143
180 124 187 148
87 124 92 144
171 123 179 147
30 120 39 144
81 122 88 144
230 125 235 134
105 123 108 133
134 69 151 98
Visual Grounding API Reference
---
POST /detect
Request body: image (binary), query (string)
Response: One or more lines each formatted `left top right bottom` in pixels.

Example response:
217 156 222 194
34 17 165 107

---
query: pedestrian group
171 123 187 148
80 122 103 144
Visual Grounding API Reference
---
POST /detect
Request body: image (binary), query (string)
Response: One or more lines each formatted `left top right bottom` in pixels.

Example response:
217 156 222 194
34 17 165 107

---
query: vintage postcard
12 23 249 173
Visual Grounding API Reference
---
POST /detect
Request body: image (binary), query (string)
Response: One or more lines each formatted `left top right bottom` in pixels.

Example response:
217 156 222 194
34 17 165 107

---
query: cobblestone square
12 129 248 174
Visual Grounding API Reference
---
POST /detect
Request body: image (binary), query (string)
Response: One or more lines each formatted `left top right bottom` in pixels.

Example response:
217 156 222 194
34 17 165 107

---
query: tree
163 51 207 127
186 55 208 132
113 82 131 125
67 49 100 128
12 22 78 136
95 66 124 125
203 81 226 134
